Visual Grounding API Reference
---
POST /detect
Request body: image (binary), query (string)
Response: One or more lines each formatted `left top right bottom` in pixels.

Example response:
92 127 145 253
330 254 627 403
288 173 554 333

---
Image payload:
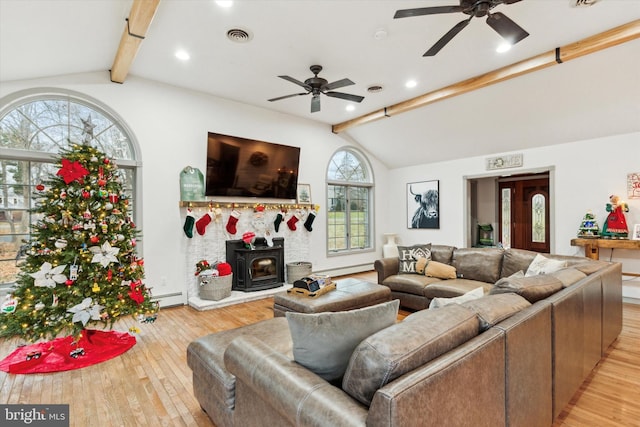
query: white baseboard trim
313 263 373 278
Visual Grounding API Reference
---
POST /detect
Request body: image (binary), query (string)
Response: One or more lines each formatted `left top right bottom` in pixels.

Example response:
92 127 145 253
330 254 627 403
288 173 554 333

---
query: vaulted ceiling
1 0 639 168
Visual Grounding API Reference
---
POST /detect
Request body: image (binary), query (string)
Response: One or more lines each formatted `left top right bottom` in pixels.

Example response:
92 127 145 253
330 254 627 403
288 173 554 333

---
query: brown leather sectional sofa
187 246 622 427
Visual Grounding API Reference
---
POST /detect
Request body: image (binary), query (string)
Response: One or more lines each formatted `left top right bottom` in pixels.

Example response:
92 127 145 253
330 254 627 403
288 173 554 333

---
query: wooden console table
571 238 640 277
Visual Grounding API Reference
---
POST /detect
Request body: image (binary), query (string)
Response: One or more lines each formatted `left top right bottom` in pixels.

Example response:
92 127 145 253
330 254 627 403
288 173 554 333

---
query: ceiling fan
394 0 529 57
268 65 364 113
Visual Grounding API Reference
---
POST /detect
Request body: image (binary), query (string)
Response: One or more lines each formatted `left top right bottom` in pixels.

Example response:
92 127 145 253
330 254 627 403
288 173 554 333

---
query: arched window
0 90 140 285
326 148 374 254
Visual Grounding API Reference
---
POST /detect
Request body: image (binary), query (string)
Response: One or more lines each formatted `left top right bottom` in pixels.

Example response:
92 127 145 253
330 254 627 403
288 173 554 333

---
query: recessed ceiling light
496 43 512 53
373 28 388 40
405 80 417 88
215 1 233 7
175 50 190 61
345 105 355 112
367 85 383 93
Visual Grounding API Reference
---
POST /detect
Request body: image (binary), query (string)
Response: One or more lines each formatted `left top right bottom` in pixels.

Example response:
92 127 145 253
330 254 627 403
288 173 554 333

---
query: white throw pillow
525 254 567 277
429 287 484 309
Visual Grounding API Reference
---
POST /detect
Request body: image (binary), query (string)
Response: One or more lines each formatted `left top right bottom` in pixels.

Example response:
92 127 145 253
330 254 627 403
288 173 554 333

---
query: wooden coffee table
273 278 391 317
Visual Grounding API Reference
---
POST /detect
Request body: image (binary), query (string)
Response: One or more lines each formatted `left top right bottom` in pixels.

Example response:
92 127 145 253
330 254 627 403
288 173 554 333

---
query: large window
327 148 373 254
0 90 139 285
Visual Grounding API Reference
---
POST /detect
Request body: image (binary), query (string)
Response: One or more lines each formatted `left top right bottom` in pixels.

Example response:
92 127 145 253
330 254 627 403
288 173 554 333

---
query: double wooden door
498 175 550 253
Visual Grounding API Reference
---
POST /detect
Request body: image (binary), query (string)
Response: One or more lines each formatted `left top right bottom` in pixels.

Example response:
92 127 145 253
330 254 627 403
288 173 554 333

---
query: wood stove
226 238 284 291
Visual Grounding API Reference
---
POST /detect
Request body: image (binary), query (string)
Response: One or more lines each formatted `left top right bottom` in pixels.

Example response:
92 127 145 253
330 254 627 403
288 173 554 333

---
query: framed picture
407 180 439 229
632 224 640 241
297 184 311 204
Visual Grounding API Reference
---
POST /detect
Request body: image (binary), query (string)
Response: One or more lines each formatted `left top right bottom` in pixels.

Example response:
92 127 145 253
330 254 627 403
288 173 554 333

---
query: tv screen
205 132 300 200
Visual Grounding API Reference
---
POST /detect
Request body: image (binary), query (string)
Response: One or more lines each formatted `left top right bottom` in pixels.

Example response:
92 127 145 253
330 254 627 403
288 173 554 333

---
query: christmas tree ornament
1 295 18 314
274 210 284 232
36 183 45 191
67 298 103 326
196 212 213 235
52 293 59 307
226 209 240 235
304 210 317 232
183 209 195 238
60 190 67 199
90 234 100 244
92 283 100 292
105 202 113 210
35 302 45 311
29 262 68 288
54 239 68 249
89 241 120 267
56 159 89 184
82 190 91 199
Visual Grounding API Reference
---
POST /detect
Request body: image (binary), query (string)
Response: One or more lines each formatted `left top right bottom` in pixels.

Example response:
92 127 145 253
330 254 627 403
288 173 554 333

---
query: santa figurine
601 195 629 239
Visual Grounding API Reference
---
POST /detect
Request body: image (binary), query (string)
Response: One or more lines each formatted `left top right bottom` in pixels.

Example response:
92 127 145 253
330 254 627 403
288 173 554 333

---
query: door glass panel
531 193 546 243
501 188 511 247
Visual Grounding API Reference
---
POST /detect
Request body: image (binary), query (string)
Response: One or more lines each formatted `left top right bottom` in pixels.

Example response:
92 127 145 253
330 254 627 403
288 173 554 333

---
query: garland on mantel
178 200 317 211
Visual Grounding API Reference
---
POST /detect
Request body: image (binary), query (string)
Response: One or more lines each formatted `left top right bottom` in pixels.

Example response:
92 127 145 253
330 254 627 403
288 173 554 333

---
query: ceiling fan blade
325 92 364 103
310 95 321 113
394 5 463 19
278 75 312 91
424 18 471 57
323 78 354 91
268 93 308 102
486 12 529 45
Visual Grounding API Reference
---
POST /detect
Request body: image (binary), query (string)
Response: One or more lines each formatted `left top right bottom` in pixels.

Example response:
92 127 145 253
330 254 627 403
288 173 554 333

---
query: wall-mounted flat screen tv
205 132 300 200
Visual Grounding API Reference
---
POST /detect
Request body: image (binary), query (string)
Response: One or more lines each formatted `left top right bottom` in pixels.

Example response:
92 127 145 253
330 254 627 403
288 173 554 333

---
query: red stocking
287 214 299 231
226 210 240 235
196 212 212 236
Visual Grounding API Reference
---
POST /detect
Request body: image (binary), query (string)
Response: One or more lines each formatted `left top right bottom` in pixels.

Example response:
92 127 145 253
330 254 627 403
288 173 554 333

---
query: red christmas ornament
137 259 144 266
98 179 107 187
107 269 113 281
82 190 91 199
103 158 110 164
35 184 45 191
90 235 100 244
65 279 74 287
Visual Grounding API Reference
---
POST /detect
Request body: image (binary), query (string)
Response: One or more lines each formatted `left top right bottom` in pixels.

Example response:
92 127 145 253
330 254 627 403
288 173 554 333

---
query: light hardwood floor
1 272 638 426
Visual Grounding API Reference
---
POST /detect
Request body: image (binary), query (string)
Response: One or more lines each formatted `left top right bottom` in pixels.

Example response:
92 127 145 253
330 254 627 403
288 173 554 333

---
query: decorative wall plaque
486 153 523 171
627 172 640 199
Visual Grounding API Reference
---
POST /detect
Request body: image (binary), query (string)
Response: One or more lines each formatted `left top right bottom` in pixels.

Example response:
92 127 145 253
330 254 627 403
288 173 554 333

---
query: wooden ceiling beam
110 0 161 84
332 19 640 134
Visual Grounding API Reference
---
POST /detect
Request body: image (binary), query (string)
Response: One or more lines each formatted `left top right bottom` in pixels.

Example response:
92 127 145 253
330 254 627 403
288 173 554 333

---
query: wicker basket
198 273 233 301
286 262 312 283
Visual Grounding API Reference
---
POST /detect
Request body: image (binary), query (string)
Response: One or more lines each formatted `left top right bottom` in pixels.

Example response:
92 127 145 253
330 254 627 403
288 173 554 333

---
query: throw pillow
424 260 457 279
428 286 484 309
525 254 567 277
397 244 432 274
286 300 399 381
415 257 429 274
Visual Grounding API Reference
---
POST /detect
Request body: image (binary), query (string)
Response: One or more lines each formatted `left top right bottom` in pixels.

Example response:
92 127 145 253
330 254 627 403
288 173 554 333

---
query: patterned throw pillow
397 244 432 274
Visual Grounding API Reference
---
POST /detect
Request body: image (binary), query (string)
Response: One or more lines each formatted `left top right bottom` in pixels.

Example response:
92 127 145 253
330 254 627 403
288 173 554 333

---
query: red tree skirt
0 330 136 374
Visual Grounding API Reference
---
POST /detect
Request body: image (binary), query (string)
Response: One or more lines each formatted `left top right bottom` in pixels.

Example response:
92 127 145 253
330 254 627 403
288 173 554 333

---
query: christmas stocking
304 210 316 232
183 209 195 238
226 210 240 235
196 212 212 236
287 213 299 231
274 211 284 232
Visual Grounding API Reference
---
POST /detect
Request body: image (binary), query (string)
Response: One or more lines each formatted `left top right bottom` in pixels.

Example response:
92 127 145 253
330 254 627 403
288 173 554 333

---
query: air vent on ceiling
367 85 383 93
226 28 252 43
571 0 600 6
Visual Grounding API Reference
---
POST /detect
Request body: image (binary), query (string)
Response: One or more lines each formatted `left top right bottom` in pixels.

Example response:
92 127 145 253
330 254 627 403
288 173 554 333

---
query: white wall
384 133 640 299
0 72 390 305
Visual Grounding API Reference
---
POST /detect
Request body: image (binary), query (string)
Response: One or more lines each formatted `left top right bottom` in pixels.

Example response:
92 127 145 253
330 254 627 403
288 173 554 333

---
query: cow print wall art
407 180 439 229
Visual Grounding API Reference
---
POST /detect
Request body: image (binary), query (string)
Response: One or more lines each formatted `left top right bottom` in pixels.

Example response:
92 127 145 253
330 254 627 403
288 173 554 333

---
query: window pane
327 185 347 251
532 193 546 243
327 150 370 183
348 186 369 249
501 188 511 247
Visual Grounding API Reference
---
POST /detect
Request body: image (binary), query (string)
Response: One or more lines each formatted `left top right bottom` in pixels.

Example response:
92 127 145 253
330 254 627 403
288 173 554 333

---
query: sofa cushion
453 247 504 283
425 260 457 279
397 244 432 274
525 253 567 277
501 248 538 278
424 279 493 299
490 273 563 303
549 267 587 288
382 274 442 295
428 286 484 309
286 300 399 381
342 304 479 405
430 244 456 264
462 293 531 331
573 260 610 275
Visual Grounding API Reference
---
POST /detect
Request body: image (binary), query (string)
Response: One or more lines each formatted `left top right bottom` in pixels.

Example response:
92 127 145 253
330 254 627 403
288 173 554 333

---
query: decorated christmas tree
577 210 600 238
0 137 157 342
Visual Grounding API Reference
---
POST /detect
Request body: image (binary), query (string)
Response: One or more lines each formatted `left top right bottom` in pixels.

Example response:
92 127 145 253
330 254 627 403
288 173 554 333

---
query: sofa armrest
374 257 399 284
225 335 367 427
